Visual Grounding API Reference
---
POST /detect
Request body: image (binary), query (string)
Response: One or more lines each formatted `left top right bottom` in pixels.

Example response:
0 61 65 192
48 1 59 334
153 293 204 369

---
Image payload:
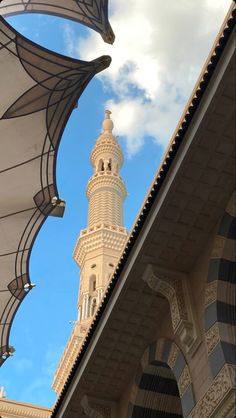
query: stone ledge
0 398 51 418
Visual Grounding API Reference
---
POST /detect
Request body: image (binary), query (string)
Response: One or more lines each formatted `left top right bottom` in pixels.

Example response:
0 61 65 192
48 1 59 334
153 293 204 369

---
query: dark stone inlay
181 385 195 418
221 341 236 365
150 360 169 368
205 302 217 331
219 212 236 240
207 259 236 284
135 365 144 386
208 259 221 282
139 373 180 397
173 352 186 380
217 301 236 326
126 403 133 418
209 342 226 377
218 259 236 284
205 300 236 331
161 340 172 363
131 405 183 418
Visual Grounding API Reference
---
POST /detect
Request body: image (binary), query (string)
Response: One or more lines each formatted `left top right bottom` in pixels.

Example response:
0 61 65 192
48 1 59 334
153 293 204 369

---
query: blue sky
0 0 232 407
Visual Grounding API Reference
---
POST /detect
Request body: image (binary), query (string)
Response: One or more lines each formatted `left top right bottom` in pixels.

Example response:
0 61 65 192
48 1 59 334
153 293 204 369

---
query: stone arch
127 338 195 418
204 191 236 378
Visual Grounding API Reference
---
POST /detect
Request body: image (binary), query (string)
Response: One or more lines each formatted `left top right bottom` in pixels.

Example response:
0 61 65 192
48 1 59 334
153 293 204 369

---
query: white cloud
64 0 232 156
63 23 76 57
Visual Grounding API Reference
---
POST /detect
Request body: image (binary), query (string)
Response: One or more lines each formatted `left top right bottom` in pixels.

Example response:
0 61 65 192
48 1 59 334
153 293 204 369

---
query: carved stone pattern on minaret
73 228 128 267
91 142 123 167
87 173 126 198
88 190 124 226
142 264 201 355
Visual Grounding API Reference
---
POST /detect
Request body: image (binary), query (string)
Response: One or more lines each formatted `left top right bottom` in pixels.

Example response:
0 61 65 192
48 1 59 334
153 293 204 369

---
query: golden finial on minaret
105 109 111 118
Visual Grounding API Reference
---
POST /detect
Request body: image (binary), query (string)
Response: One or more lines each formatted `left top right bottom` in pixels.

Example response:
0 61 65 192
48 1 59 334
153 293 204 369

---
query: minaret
53 111 128 395
73 110 128 332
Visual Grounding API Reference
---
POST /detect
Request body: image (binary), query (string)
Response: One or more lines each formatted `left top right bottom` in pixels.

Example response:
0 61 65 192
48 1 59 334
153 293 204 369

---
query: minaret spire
87 111 126 228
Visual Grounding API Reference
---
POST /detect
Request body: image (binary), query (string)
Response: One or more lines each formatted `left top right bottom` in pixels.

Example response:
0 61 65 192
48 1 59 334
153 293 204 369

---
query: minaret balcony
73 224 128 268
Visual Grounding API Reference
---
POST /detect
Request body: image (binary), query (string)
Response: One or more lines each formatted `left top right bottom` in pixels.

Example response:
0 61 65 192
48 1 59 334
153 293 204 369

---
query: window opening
91 298 97 316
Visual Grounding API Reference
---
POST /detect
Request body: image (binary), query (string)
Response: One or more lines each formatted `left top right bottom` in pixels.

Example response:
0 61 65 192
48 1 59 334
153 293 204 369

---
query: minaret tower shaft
73 110 128 330
53 111 128 395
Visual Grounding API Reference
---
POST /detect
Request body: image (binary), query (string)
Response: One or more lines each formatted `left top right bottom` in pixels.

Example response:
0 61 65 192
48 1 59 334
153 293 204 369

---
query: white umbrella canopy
0 16 111 366
0 0 115 43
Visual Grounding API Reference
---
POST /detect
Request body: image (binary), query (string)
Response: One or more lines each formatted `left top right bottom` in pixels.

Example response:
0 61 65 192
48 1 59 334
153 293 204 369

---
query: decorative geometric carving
73 226 128 266
91 404 111 418
188 364 235 418
211 235 227 259
81 396 111 418
87 172 127 199
91 143 123 168
228 364 236 388
167 342 179 369
143 264 201 355
205 322 220 355
178 365 191 397
205 281 217 307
